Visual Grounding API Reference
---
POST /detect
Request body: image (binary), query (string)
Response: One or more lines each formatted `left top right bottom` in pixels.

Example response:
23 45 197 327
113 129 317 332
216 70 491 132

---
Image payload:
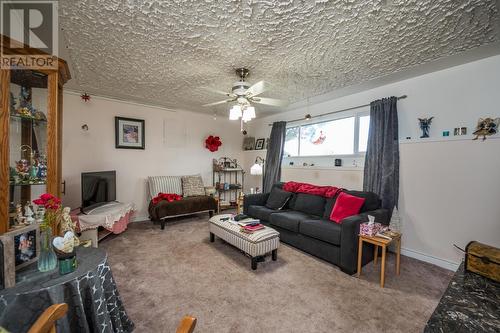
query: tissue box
360 222 383 237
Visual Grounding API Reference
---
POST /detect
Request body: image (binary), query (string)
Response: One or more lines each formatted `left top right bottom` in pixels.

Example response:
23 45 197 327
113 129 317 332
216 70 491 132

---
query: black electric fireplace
81 171 116 213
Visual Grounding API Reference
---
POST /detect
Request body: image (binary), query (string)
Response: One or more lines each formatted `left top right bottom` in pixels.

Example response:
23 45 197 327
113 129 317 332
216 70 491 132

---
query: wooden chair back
28 303 68 333
176 315 197 333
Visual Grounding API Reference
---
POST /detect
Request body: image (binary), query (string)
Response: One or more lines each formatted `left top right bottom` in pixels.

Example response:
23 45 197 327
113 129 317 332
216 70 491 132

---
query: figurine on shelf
15 159 30 177
29 164 38 179
472 117 500 141
35 206 45 224
60 207 80 246
16 86 36 118
33 111 47 121
15 204 24 225
418 117 434 138
36 155 47 180
24 201 35 224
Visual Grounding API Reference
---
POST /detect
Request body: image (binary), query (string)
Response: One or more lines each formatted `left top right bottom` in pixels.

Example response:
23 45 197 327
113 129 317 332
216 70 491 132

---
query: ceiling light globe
229 105 242 120
246 106 256 119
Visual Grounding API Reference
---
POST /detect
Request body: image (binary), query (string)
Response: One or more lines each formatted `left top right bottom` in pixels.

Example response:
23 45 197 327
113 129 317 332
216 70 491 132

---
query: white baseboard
401 247 460 271
131 214 149 222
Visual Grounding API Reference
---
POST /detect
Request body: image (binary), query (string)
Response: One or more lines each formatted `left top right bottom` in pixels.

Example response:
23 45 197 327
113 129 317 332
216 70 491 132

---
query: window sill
282 166 364 171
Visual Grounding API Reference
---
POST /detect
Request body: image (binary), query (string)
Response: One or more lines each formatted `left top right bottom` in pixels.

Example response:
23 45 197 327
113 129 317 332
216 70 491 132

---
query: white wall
245 55 500 270
62 93 243 220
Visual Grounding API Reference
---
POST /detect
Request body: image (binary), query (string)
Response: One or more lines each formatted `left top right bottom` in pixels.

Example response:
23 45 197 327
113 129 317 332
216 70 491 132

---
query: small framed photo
242 137 255 151
0 224 40 288
115 117 145 149
255 138 265 150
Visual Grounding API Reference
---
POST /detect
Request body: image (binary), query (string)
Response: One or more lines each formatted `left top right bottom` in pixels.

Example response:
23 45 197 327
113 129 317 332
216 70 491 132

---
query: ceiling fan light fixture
229 105 242 120
242 106 256 122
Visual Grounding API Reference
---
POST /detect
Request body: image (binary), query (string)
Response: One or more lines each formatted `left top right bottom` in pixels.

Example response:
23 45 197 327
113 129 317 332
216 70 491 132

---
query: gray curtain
363 97 399 211
263 121 287 193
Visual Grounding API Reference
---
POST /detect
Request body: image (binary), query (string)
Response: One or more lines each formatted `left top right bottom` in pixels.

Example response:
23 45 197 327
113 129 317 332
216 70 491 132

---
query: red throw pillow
329 192 365 224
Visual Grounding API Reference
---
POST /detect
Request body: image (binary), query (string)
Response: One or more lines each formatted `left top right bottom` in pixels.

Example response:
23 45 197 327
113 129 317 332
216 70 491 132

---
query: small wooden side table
357 233 401 287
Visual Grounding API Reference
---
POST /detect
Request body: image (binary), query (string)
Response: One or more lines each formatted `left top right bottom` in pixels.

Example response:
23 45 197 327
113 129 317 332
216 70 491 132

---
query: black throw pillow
265 188 292 210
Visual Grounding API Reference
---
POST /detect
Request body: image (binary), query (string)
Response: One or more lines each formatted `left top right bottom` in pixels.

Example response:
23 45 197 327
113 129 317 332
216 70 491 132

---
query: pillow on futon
265 188 292 210
181 175 205 197
329 192 365 223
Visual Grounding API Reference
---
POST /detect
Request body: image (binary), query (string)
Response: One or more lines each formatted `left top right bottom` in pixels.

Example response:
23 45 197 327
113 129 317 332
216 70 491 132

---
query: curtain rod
268 95 407 126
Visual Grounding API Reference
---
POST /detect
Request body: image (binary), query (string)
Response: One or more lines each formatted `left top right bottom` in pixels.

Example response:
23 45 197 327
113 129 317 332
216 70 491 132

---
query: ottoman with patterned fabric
209 214 280 270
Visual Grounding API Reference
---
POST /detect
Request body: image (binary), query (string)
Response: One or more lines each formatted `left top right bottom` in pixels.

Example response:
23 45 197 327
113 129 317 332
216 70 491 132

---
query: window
284 114 369 157
284 127 299 156
358 115 370 153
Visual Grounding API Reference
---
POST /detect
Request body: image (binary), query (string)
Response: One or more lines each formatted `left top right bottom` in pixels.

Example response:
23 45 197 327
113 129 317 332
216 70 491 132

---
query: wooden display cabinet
0 35 71 234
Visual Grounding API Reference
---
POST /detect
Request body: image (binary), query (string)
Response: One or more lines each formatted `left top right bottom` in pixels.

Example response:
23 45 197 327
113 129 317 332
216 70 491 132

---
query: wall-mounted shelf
282 166 363 171
399 135 500 144
243 149 267 153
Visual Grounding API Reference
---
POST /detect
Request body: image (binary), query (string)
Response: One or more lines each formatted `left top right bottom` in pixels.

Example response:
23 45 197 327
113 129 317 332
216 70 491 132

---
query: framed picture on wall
255 138 265 150
115 117 145 149
242 137 255 150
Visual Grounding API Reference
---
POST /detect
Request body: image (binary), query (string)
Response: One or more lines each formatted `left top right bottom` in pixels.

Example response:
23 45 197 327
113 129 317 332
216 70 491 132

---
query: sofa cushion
330 192 365 223
323 195 338 219
344 190 381 213
248 205 277 222
148 176 183 198
293 193 325 217
300 219 342 245
182 175 205 197
323 190 381 217
265 187 293 210
270 211 319 233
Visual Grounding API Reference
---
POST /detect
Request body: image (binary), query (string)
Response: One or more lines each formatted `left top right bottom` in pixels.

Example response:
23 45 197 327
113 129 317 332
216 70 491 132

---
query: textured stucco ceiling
60 0 499 116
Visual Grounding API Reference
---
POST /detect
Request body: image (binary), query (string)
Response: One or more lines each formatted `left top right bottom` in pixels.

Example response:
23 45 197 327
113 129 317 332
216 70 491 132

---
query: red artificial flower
205 135 222 152
33 193 61 211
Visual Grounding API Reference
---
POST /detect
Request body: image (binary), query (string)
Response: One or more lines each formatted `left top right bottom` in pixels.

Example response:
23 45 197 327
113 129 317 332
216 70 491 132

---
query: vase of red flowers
33 193 62 272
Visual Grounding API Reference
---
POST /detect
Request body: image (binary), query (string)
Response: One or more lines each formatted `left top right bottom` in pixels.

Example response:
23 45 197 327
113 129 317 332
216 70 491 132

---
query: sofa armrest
339 208 390 274
243 193 270 214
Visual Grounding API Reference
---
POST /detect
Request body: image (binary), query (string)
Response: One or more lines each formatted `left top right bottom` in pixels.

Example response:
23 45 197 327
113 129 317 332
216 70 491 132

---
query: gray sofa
243 183 389 274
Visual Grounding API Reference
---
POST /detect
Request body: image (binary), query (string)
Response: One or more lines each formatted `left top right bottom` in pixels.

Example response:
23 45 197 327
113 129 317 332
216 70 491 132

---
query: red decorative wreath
205 135 222 152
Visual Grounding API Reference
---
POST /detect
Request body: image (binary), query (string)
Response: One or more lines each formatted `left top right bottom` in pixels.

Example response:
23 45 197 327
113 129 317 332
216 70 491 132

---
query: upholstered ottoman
208 214 280 270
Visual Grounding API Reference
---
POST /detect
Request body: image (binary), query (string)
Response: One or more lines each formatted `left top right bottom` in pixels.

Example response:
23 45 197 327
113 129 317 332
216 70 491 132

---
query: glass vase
38 226 57 272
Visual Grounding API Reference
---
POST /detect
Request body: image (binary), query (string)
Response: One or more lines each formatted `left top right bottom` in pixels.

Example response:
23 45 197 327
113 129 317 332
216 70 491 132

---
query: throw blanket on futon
152 192 182 204
282 181 343 198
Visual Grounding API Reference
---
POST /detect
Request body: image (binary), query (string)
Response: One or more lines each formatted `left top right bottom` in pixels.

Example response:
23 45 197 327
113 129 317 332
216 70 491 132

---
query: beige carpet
100 213 453 333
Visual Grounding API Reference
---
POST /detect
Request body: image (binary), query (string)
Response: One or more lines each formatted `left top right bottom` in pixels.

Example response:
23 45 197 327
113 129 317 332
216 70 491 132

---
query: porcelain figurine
16 159 29 174
418 117 434 138
60 207 80 246
24 201 34 224
15 204 24 225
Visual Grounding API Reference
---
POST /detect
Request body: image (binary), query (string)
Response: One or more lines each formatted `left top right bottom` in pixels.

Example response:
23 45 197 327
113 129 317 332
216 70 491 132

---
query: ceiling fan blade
203 87 234 97
246 80 269 97
202 99 234 107
251 97 288 107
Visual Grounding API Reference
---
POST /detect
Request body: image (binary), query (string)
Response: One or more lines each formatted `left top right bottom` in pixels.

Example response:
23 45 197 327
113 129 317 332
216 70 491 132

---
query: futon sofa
147 175 217 229
243 183 389 274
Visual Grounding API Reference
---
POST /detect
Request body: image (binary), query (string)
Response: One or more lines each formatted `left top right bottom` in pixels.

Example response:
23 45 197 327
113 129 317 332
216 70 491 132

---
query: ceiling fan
203 68 288 121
